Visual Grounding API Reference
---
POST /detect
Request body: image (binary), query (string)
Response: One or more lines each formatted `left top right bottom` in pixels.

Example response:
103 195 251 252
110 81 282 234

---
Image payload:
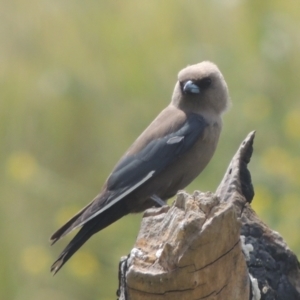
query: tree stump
117 132 300 300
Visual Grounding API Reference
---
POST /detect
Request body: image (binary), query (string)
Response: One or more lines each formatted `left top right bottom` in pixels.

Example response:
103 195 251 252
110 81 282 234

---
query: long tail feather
51 225 93 275
51 200 129 274
50 198 97 245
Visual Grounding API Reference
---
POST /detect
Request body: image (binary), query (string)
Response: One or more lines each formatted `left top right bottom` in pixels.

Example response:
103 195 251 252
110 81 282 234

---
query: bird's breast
173 120 221 186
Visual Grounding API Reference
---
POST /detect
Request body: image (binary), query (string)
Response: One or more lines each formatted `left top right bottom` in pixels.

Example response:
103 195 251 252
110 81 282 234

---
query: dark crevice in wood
190 239 240 273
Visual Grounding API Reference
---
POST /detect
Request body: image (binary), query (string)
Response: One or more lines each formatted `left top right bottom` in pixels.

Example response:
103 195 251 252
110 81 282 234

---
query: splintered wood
123 191 249 300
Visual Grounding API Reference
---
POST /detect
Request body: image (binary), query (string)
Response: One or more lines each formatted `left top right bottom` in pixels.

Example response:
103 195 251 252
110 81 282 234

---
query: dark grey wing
75 113 208 226
108 113 208 190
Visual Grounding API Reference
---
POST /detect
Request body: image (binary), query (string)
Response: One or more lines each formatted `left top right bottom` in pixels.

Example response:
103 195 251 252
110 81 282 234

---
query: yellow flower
68 251 99 277
21 245 51 274
6 152 38 182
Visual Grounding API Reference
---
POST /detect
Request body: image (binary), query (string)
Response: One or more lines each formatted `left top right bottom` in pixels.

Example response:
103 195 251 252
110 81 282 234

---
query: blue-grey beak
183 80 200 94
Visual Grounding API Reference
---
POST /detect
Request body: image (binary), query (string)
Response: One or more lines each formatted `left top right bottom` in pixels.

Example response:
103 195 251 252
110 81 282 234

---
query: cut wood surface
117 132 300 300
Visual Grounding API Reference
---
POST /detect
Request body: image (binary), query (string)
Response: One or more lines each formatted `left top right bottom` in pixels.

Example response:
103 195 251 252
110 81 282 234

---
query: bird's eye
197 77 212 89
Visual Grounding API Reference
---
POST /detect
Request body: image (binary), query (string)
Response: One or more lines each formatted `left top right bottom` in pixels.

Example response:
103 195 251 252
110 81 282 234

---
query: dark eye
197 77 212 89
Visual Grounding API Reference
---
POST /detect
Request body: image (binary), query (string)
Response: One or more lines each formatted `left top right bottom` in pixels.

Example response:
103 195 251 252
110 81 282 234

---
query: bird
50 61 230 274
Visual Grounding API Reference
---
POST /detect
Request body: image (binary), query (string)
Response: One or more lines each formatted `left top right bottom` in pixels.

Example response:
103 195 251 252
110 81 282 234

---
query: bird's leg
150 194 166 207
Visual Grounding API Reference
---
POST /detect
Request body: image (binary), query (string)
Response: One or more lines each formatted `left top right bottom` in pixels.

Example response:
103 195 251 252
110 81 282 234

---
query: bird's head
171 61 230 115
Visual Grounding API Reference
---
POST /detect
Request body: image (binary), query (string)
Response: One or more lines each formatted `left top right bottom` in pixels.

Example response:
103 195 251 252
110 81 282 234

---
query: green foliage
1 1 300 299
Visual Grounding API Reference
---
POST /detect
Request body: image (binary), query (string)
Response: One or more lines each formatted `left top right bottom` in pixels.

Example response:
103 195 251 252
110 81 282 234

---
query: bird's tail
50 200 94 245
51 223 94 275
50 200 129 275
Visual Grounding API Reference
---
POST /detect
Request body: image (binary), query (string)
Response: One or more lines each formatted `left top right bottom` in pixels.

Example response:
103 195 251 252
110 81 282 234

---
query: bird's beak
183 80 200 94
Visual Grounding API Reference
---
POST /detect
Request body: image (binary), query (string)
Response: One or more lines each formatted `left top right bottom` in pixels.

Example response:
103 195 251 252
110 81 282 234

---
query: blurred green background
1 0 300 299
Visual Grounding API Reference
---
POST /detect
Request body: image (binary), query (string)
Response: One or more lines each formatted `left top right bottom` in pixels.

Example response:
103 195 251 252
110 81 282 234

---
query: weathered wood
117 132 300 300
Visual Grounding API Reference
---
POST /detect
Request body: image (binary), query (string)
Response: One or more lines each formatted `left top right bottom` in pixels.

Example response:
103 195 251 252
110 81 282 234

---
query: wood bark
117 132 300 300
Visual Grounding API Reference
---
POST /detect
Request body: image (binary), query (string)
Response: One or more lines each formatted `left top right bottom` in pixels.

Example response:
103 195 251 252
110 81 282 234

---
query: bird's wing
75 113 208 225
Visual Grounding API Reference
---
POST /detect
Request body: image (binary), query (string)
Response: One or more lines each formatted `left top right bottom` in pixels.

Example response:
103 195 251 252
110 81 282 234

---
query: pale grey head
171 61 230 115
